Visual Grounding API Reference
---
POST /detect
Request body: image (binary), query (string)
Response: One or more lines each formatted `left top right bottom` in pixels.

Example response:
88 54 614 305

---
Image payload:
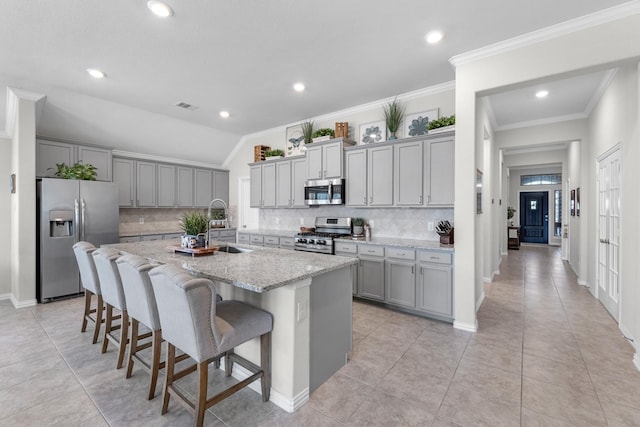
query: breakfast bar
106 239 358 413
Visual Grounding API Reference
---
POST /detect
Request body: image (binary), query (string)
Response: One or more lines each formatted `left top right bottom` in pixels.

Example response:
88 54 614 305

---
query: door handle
80 198 86 241
544 214 549 222
600 238 610 244
74 199 80 243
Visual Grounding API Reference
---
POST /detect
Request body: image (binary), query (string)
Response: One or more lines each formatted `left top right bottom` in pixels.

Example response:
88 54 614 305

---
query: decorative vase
353 225 364 235
388 132 398 140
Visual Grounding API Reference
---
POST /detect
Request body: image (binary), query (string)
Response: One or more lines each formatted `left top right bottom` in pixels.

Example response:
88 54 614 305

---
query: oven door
305 179 345 205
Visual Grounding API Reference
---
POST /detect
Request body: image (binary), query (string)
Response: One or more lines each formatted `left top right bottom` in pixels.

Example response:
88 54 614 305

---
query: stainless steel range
294 217 352 254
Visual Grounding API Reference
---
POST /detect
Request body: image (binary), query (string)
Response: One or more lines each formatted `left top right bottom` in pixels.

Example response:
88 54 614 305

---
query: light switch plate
369 220 374 228
428 222 434 231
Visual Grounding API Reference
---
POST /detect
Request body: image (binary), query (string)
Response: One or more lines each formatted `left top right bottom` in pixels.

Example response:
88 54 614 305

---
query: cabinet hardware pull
430 256 438 260
427 195 431 203
411 266 415 274
324 170 327 178
363 196 367 204
419 195 422 204
420 267 423 275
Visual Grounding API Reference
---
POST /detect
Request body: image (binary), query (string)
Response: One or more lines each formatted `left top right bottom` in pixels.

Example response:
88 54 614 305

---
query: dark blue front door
520 192 548 244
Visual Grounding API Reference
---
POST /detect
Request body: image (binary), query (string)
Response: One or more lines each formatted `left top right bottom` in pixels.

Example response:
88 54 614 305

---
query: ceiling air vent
175 102 199 111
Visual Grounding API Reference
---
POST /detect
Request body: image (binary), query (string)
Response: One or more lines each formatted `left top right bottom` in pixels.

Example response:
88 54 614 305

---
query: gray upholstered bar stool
72 241 104 344
149 264 273 427
116 254 189 399
93 247 129 369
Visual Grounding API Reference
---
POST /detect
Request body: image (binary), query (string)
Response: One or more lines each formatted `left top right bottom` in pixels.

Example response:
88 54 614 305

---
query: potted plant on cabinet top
312 128 335 143
352 218 365 236
179 212 209 248
301 120 314 144
428 114 455 134
383 98 405 140
264 148 284 160
507 206 516 226
49 161 98 180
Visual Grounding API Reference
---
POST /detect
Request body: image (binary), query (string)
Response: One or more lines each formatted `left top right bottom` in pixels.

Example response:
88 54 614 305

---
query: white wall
0 137 11 298
566 140 582 272
223 84 456 237
586 64 639 348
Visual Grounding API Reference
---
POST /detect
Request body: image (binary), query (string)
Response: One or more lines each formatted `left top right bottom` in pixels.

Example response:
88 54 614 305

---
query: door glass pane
554 190 562 236
530 200 537 210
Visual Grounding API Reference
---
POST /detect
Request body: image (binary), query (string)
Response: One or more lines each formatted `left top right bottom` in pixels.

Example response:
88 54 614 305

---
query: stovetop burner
294 217 352 254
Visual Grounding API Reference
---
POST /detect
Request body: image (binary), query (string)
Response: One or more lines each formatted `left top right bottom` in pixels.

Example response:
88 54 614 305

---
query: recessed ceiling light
293 82 305 92
219 111 230 118
425 31 443 44
86 68 106 79
147 0 173 17
536 90 549 98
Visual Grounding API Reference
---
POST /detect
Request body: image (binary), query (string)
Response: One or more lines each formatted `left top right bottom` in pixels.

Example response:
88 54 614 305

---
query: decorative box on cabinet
508 226 520 250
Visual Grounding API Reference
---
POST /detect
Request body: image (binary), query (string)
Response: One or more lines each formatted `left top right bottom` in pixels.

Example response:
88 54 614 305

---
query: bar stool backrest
73 241 100 295
93 247 126 311
116 254 160 331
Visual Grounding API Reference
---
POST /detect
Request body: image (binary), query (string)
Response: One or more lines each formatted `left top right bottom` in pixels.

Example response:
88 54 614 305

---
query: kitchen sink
217 246 253 254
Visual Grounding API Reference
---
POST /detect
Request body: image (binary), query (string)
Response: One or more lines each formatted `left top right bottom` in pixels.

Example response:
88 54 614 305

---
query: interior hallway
1 245 639 426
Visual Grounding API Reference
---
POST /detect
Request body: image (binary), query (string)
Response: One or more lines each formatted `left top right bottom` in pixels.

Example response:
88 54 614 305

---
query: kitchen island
106 240 357 412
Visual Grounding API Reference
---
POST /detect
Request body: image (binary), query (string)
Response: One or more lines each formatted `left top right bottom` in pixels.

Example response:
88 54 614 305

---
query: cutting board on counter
167 245 219 257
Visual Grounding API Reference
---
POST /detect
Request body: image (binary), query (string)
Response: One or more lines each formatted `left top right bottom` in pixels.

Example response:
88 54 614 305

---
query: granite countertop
105 240 357 293
120 227 236 238
335 236 454 251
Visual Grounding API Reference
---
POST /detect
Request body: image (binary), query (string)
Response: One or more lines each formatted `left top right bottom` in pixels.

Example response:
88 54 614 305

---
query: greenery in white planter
301 120 314 144
50 161 97 180
428 114 455 130
383 98 405 139
180 212 209 236
265 148 284 157
312 128 335 138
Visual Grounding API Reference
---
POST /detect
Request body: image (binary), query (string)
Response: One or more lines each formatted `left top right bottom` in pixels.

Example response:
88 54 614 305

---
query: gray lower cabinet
335 241 358 295
358 245 385 301
416 250 453 317
209 229 236 243
237 233 250 243
385 247 417 308
279 237 295 249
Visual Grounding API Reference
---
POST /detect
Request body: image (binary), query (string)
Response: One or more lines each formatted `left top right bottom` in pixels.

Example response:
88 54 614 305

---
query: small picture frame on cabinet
359 120 386 144
404 108 439 138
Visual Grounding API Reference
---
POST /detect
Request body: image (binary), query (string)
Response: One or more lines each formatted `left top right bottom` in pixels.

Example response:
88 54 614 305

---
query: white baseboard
0 293 11 301
634 353 640 373
11 296 37 308
454 319 478 333
476 291 486 312
482 277 492 283
618 323 639 373
577 278 588 287
221 357 309 413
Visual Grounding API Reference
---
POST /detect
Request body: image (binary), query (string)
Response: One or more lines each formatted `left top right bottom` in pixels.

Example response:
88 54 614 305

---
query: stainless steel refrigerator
37 178 119 302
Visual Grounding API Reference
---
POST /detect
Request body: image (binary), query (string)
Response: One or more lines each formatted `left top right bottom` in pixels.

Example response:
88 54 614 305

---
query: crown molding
585 68 618 116
112 149 225 170
450 1 640 67
495 113 588 132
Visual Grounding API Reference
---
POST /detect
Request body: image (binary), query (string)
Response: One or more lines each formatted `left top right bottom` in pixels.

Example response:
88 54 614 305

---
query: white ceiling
0 0 634 164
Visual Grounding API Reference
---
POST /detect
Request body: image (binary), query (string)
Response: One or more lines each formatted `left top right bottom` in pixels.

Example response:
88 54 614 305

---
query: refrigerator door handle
74 198 80 243
81 198 86 241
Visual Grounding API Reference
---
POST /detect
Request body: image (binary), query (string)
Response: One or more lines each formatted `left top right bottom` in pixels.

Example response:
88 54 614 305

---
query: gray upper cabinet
213 171 229 205
113 158 135 207
176 167 193 207
424 136 454 207
37 139 112 181
194 169 213 207
394 141 423 206
250 163 275 208
291 157 307 208
250 165 262 208
77 145 112 181
306 139 355 180
306 145 323 179
276 160 292 208
368 145 393 206
136 161 157 207
345 150 367 206
323 142 343 179
157 164 176 207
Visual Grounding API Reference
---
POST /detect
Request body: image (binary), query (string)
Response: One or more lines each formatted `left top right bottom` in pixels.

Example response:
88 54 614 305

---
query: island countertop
105 240 358 293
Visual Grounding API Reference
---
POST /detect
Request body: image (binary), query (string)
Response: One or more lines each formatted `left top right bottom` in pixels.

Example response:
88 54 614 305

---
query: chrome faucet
206 199 229 248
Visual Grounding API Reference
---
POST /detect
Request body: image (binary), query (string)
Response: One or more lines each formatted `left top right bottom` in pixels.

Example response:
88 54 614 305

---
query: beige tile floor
1 245 639 426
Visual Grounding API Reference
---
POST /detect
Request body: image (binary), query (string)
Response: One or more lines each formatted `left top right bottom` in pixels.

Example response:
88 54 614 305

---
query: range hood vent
175 102 199 111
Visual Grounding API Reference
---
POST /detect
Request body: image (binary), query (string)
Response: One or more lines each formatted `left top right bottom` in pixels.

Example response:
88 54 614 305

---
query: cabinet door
323 142 343 178
213 171 229 205
176 167 193 207
194 169 213 207
113 158 135 207
417 263 452 316
291 158 307 208
157 164 176 207
136 161 157 207
358 257 385 301
77 146 112 181
306 145 323 179
36 140 75 178
385 260 416 308
425 137 454 206
395 141 423 206
276 160 292 208
368 145 393 206
250 165 262 208
261 163 277 208
345 150 367 206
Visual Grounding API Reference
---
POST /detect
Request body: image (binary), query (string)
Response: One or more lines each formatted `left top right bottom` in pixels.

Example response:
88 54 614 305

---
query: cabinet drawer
386 247 415 260
358 244 384 257
141 234 163 241
335 242 357 254
280 237 295 247
264 236 279 245
238 233 250 243
163 233 183 241
418 251 452 265
251 235 264 244
219 229 236 238
119 236 140 243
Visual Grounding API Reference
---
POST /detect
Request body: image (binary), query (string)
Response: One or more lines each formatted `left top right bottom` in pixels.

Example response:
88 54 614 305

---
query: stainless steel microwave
304 178 345 205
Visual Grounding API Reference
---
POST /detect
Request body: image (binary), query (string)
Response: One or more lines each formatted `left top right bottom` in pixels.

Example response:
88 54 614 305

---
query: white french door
597 146 621 321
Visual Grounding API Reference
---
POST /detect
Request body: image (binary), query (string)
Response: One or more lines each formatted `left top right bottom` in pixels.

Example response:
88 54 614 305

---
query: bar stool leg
92 295 104 344
148 330 162 400
162 342 175 415
196 361 208 426
81 290 91 333
116 311 129 369
261 332 271 401
126 318 139 378
224 350 234 376
102 304 113 354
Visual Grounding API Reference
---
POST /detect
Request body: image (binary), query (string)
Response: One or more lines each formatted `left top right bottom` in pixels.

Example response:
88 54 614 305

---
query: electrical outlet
428 221 434 231
139 217 144 224
299 218 304 225
296 301 307 322
369 220 374 228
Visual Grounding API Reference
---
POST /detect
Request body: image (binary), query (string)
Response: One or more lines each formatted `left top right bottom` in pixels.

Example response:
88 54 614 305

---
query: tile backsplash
259 207 453 241
119 207 206 235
